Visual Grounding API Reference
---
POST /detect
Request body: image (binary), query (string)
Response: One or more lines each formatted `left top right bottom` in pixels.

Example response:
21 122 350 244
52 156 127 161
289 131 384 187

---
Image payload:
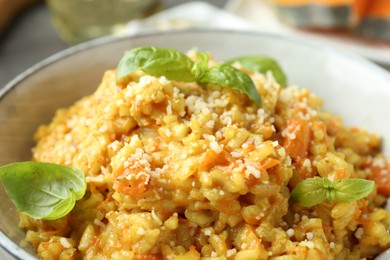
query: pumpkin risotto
20 50 390 259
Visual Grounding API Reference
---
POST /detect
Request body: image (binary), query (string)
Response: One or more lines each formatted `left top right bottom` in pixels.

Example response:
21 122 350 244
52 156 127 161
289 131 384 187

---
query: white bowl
0 30 389 259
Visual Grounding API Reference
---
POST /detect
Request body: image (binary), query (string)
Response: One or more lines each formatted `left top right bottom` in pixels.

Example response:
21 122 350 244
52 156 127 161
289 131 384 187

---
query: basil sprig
117 46 196 83
116 46 262 105
225 56 287 87
200 64 261 104
0 162 86 220
291 177 374 207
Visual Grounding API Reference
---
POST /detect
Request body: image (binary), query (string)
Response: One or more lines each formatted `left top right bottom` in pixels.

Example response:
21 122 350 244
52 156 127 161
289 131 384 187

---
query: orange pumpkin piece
282 119 311 161
368 163 390 197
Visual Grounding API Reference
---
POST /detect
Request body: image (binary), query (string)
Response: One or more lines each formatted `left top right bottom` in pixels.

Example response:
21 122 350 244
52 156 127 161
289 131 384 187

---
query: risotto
19 49 390 259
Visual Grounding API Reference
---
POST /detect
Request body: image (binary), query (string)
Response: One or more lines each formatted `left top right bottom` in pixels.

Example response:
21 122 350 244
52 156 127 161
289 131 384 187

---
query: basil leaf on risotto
291 177 375 207
334 178 375 203
225 55 287 87
290 177 327 207
199 64 261 105
0 162 86 220
116 46 196 85
116 47 262 105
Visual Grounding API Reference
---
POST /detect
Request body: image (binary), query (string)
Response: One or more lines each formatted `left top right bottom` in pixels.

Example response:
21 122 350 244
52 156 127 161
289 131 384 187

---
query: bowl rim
1 28 389 259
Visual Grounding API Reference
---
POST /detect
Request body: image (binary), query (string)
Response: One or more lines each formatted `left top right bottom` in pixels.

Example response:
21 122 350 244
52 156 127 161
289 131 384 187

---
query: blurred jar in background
46 0 162 45
269 0 370 29
358 0 390 40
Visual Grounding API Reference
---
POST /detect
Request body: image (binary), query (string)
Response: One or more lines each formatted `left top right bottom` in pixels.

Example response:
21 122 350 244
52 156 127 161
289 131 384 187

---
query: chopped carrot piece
199 149 232 172
293 157 316 179
282 119 311 160
367 163 390 197
113 165 151 199
114 173 150 199
261 158 280 170
245 174 261 189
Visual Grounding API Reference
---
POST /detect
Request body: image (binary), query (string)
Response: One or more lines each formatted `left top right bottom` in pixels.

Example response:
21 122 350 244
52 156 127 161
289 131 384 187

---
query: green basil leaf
116 47 263 105
116 46 196 84
290 177 327 207
191 51 209 80
199 64 261 105
334 178 375 203
0 162 86 220
225 55 287 87
323 177 336 203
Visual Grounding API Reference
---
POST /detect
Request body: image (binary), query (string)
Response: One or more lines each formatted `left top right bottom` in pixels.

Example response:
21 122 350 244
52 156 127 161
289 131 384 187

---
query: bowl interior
0 30 389 259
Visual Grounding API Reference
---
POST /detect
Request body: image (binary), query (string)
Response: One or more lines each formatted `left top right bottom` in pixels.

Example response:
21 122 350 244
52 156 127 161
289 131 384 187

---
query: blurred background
0 0 389 89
